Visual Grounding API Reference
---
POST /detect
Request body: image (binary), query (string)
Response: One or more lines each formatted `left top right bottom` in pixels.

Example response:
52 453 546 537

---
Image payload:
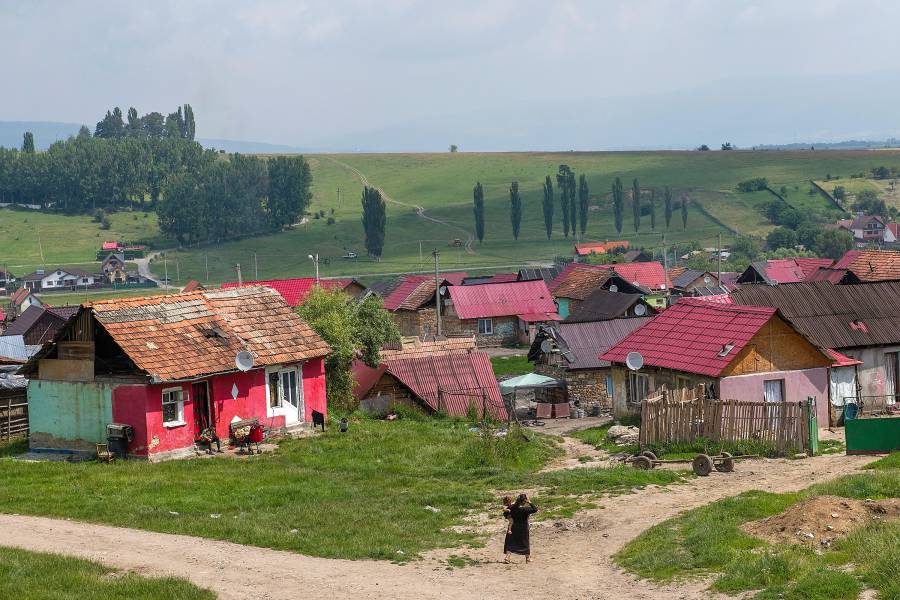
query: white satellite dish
235 350 255 372
439 285 448 295
609 284 619 293
625 351 644 371
540 339 554 353
703 275 712 285
634 304 647 316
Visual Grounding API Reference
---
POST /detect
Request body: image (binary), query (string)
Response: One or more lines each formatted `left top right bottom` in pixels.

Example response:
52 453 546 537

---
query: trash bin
106 423 134 459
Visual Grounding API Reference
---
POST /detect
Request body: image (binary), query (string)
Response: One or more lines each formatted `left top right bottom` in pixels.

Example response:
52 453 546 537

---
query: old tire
715 452 735 473
692 453 713 476
632 455 652 470
640 451 658 462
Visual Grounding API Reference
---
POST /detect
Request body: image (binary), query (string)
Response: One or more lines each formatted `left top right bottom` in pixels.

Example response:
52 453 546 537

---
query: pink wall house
719 368 830 424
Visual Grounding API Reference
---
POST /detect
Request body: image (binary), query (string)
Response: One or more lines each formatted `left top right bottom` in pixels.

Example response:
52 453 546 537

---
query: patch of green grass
571 424 631 453
0 437 27 457
864 451 900 470
818 438 845 455
616 469 900 598
573 427 780 459
0 546 214 600
489 355 532 378
444 554 482 569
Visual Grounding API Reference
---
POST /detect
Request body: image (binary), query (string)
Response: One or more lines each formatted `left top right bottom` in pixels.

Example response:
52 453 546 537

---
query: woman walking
503 493 538 563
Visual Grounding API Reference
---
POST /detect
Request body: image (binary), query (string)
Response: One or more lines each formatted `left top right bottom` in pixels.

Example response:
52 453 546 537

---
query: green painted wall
846 416 900 454
557 298 570 319
28 380 114 448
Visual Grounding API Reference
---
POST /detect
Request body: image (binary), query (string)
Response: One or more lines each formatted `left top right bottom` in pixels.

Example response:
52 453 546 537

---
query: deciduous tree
21 132 34 153
473 181 485 242
613 177 624 234
542 176 554 239
509 181 522 240
557 166 571 238
577 174 589 236
681 195 689 229
632 178 641 232
361 186 386 258
664 187 673 229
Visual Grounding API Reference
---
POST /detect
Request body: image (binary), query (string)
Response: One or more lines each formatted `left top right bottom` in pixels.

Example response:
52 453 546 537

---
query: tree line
95 104 196 140
471 168 689 242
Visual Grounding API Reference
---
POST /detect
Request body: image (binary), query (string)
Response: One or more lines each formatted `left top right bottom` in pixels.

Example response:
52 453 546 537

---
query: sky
3 0 900 151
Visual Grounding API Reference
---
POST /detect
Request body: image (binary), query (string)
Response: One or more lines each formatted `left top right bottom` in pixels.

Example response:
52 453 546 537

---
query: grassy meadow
0 417 684 561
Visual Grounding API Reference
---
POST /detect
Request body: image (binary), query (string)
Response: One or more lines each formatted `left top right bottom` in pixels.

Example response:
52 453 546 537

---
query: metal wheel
640 451 658 462
632 455 652 470
692 453 713 476
715 452 734 473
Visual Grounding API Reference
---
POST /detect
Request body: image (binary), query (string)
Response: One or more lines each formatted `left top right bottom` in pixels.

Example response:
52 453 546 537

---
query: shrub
737 178 769 192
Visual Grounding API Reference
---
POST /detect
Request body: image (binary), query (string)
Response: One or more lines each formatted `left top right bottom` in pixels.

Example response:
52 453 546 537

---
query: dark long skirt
503 503 538 555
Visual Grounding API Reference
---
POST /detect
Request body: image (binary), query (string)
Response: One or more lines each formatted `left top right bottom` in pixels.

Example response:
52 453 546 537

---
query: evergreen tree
613 177 624 234
681 195 689 229
472 181 485 242
361 186 386 258
577 174 589 236
664 187 673 229
509 180 522 240
567 171 577 237
632 178 641 232
77 125 92 139
649 188 656 230
94 107 125 138
21 132 35 153
556 165 571 238
542 175 554 239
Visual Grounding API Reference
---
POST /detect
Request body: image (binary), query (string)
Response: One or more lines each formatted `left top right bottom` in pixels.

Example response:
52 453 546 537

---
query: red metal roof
221 277 354 307
353 351 506 419
600 299 778 377
382 275 433 311
826 349 862 367
552 261 667 291
448 280 558 320
101 241 119 250
442 272 468 286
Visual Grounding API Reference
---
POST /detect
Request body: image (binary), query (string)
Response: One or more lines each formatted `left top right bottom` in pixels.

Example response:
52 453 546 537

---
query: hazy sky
4 1 900 149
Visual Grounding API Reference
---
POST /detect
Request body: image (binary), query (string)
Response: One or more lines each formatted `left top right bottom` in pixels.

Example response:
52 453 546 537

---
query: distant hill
0 121 83 150
197 138 309 154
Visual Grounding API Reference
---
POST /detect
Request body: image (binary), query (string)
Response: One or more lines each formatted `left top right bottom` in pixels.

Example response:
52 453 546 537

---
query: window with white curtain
884 352 898 404
763 379 784 403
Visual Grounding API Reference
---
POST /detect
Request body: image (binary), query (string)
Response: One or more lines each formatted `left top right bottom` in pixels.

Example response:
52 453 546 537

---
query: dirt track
0 452 876 600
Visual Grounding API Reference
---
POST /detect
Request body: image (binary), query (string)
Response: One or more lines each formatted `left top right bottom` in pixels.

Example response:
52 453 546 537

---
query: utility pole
337 187 342 208
253 252 258 280
163 254 169 291
433 249 442 337
662 234 670 292
205 254 209 283
419 241 423 264
716 233 722 288
235 263 242 286
308 254 319 285
175 259 180 283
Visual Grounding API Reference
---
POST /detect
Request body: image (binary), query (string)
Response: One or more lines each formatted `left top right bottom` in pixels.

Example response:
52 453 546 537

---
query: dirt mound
743 495 900 549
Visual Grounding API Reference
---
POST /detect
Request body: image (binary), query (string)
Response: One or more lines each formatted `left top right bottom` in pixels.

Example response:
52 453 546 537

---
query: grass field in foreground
160 150 900 284
616 462 900 599
0 417 684 560
0 547 214 600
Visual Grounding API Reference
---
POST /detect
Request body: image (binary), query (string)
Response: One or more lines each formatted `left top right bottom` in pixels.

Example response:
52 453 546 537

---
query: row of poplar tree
0 105 312 245
471 166 690 242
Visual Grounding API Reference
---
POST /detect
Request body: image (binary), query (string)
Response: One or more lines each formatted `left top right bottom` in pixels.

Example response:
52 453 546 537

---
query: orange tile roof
833 250 900 282
574 240 630 256
551 265 613 300
381 335 476 360
88 286 329 381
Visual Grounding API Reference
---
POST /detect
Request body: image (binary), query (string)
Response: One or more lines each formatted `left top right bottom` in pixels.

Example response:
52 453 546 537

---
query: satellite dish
609 284 619 293
439 285 448 295
540 339 554 353
235 350 255 372
625 351 644 371
703 276 712 285
634 304 647 316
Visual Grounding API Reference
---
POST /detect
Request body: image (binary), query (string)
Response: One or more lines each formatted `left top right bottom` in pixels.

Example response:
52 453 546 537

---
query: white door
268 367 304 424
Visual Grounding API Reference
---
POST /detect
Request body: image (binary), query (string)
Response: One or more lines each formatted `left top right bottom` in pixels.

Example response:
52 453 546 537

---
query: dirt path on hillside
0 452 877 600
325 156 478 255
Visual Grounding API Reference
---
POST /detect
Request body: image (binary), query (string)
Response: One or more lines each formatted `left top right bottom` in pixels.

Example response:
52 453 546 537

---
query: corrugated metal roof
564 289 648 323
221 277 357 307
833 250 900 282
462 272 518 285
671 269 706 289
518 266 561 284
0 335 36 363
77 286 330 381
381 336 476 360
552 261 667 291
382 276 433 311
448 280 557 320
731 281 900 349
556 318 653 369
601 299 779 377
551 266 612 300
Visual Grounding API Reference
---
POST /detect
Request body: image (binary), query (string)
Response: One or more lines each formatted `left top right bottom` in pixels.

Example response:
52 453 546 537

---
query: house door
192 382 213 432
269 368 303 424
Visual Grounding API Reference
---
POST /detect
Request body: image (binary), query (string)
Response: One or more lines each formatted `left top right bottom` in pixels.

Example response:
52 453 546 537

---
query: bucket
590 405 602 417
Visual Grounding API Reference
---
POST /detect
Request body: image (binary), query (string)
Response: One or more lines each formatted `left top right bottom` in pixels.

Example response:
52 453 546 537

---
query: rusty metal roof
732 280 900 349
448 280 558 320
551 265 613 300
382 276 435 311
87 286 329 381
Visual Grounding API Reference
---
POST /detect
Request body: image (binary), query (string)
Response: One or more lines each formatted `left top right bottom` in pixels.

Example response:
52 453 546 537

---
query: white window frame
628 372 650 405
266 365 305 420
477 318 493 335
161 387 186 427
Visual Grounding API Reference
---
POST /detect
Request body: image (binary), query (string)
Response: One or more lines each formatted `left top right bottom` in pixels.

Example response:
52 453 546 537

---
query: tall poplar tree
649 188 657 230
577 174 589 236
542 175 554 239
556 166 571 238
632 178 641 232
21 132 34 153
613 178 624 234
509 181 522 240
361 186 386 258
472 182 485 243
681 195 689 229
567 171 577 237
664 187 673 229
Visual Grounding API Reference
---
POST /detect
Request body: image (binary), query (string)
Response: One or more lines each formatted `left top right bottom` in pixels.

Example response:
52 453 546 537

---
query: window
605 374 613 396
676 375 691 391
162 388 185 426
268 372 281 408
763 379 784 403
628 372 649 405
477 318 493 335
281 369 298 407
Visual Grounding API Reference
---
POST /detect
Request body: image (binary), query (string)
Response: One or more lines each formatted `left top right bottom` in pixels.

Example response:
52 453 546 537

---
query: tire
692 453 713 476
632 455 652 470
715 452 735 473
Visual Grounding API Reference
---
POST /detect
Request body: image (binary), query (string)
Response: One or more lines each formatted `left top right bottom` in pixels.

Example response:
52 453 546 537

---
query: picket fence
639 386 811 453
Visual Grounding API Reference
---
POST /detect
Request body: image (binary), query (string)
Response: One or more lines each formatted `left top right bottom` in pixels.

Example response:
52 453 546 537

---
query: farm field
39 287 177 307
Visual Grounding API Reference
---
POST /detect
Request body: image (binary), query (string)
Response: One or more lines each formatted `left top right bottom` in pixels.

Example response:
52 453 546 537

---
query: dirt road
0 452 876 600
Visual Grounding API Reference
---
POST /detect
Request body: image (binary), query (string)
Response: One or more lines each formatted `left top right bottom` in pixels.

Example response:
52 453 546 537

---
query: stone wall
534 363 611 408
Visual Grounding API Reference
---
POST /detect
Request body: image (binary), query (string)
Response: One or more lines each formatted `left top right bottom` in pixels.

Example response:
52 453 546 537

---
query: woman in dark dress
503 493 538 563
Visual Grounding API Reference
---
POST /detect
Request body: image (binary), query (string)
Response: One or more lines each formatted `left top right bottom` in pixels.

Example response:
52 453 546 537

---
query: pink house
23 286 329 460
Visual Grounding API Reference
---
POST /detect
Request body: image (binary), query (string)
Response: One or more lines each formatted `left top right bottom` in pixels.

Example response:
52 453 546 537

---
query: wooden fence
639 386 810 453
0 394 28 440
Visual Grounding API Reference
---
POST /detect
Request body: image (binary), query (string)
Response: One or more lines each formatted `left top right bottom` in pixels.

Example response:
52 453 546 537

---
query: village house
621 249 652 263
20 286 329 460
352 335 506 418
382 275 447 338
573 240 629 258
601 299 835 423
551 262 669 310
221 276 366 307
732 281 900 423
832 249 900 282
670 269 729 294
0 269 15 286
735 258 833 285
443 279 560 346
21 267 98 291
529 317 652 409
563 288 656 323
8 288 43 317
3 305 78 345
